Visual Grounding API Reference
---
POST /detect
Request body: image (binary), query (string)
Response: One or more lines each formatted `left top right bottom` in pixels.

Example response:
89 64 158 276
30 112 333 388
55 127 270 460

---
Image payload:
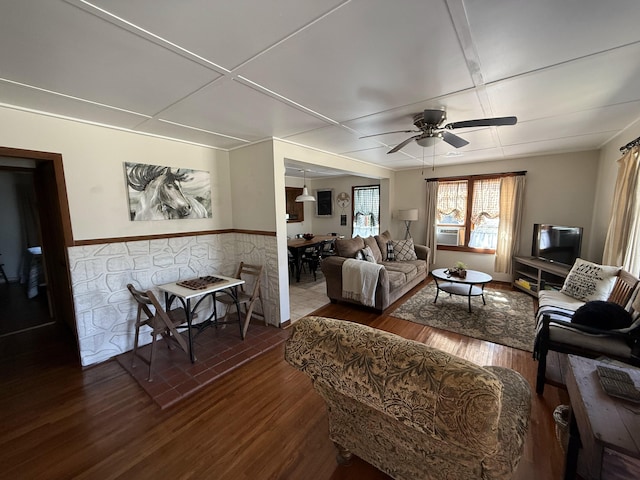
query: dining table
287 235 338 282
157 274 245 363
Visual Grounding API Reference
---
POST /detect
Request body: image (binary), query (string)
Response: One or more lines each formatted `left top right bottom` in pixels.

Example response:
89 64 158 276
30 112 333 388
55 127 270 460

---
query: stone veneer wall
68 232 280 366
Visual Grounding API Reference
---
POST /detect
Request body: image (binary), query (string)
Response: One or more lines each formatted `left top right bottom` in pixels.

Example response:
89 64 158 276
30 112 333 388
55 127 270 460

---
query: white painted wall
229 141 277 232
394 151 600 282
0 107 232 241
285 174 390 239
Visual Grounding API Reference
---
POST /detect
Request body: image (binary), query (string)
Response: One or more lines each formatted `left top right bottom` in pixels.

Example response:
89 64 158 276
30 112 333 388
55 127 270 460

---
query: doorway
0 146 78 358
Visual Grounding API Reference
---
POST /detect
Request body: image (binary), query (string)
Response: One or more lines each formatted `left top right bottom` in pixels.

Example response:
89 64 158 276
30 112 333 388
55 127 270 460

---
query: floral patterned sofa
285 316 531 480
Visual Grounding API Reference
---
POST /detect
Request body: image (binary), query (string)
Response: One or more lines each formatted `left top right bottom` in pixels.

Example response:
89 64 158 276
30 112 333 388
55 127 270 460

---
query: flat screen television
532 224 583 267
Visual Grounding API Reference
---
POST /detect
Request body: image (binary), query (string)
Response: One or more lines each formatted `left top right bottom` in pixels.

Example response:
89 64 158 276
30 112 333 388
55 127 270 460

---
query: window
352 185 380 238
436 175 503 252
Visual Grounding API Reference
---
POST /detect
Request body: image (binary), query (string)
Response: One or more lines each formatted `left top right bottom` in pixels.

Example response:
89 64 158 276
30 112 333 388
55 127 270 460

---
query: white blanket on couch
342 258 383 307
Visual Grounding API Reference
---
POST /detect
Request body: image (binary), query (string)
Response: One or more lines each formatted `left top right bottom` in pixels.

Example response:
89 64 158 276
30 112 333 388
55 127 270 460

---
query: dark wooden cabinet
285 187 304 223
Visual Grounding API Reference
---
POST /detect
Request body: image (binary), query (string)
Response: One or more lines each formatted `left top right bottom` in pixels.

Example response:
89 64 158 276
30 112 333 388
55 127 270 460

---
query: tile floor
116 320 290 409
116 270 329 409
288 269 330 322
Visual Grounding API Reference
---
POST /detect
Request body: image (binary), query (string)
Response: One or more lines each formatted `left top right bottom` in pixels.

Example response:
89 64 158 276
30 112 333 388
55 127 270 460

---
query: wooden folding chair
216 263 265 338
127 284 190 381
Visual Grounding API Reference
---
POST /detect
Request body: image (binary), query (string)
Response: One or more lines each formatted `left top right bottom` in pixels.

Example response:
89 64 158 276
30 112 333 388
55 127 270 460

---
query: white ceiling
2 0 640 171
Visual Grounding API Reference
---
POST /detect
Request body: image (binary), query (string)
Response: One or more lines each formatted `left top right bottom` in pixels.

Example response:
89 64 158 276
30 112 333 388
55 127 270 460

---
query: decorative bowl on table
302 233 315 240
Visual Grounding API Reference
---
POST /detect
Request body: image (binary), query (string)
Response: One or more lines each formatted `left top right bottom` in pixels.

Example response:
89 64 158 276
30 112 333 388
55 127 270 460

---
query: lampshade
295 170 315 202
398 209 419 221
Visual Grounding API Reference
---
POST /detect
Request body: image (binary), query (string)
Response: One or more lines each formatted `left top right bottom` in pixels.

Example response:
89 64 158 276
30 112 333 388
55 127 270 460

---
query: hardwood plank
0 285 568 479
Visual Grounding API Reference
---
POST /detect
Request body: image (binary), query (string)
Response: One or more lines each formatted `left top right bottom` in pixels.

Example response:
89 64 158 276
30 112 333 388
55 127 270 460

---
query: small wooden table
158 275 245 363
565 355 640 479
431 268 492 312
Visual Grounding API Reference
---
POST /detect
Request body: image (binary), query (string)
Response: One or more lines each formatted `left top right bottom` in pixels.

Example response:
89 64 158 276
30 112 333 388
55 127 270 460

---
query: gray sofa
320 231 430 311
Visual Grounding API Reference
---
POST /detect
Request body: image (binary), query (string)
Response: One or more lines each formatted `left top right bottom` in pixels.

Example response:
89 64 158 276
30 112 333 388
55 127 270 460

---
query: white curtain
603 146 640 274
425 181 438 265
352 185 380 238
494 175 525 273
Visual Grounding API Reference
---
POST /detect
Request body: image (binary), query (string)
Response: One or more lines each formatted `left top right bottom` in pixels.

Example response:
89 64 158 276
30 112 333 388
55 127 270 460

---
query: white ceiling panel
84 0 347 70
282 125 382 154
159 78 331 141
502 133 616 158
499 102 640 146
0 79 149 128
1 1 639 172
486 43 640 122
0 1 219 115
465 0 640 82
236 0 475 122
136 119 248 150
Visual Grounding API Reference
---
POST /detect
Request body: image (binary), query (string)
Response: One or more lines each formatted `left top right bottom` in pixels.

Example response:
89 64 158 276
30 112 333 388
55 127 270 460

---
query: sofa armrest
414 244 430 264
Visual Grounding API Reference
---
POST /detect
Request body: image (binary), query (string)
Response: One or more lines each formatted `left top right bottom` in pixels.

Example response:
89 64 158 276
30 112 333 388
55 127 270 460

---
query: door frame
0 146 78 356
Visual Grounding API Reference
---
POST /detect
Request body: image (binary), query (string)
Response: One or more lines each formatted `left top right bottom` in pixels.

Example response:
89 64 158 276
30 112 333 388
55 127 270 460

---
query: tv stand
513 256 571 297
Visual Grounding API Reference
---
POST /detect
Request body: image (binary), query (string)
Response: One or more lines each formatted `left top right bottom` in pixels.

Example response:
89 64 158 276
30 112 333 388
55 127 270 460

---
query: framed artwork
315 189 333 217
125 162 212 221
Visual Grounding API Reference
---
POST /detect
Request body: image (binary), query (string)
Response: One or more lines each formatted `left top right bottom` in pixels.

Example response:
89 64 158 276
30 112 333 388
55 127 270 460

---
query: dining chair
127 283 190 381
319 239 336 258
216 263 265 338
302 244 322 280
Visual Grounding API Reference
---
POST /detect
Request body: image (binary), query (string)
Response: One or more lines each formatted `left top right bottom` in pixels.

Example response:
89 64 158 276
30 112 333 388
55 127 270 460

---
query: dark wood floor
0 280 569 479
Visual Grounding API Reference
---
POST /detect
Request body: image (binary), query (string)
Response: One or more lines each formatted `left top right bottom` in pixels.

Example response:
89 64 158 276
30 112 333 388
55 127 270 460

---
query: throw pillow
391 239 418 261
360 245 377 263
335 236 365 258
560 258 620 302
375 230 393 261
363 236 383 263
571 301 633 330
386 241 395 261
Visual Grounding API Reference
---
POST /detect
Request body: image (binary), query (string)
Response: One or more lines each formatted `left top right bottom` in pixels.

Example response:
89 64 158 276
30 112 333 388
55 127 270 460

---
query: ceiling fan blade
442 131 469 148
422 109 447 126
444 116 517 129
387 135 421 154
359 129 419 139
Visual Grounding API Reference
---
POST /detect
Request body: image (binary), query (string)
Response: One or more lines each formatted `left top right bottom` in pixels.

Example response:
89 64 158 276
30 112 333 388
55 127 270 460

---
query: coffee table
431 268 493 313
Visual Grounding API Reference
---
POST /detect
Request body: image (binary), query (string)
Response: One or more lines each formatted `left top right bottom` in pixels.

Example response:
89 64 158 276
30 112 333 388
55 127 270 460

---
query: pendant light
295 170 315 202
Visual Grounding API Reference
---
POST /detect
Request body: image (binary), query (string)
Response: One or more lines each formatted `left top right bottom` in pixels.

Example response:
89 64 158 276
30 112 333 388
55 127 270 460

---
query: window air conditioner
436 227 460 246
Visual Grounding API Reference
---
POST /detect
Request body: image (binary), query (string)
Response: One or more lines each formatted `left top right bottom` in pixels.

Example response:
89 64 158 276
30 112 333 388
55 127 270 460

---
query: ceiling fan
360 109 517 154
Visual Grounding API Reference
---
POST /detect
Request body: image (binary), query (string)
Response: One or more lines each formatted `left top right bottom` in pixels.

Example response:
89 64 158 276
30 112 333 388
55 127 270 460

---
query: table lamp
398 209 419 239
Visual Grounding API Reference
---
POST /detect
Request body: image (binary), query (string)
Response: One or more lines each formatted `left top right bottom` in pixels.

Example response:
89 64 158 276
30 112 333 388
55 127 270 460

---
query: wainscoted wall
69 232 279 366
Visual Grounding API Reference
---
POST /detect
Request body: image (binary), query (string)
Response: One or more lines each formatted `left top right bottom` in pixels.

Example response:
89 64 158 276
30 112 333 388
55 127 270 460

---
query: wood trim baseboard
72 228 277 246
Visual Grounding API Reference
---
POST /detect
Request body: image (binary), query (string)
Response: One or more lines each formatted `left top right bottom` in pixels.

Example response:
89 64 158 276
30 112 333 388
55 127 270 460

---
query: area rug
390 283 536 352
116 322 290 409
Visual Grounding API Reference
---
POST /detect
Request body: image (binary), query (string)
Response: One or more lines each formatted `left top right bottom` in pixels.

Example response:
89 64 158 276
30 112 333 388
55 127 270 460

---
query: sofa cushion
386 269 407 291
363 236 382 263
560 258 620 302
391 239 418 261
383 261 418 282
375 230 393 261
335 236 365 258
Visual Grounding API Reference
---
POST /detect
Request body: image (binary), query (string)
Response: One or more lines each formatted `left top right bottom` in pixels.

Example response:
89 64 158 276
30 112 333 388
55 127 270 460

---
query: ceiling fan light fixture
416 135 440 147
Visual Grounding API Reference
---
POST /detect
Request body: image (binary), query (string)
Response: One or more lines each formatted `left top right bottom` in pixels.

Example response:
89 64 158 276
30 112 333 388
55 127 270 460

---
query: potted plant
447 261 467 278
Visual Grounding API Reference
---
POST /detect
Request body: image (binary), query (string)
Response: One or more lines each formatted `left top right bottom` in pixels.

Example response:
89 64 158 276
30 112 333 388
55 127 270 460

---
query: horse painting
126 163 210 221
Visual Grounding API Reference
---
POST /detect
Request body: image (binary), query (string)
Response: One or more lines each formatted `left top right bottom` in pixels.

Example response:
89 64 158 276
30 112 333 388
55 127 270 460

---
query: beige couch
320 231 429 311
285 316 532 480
